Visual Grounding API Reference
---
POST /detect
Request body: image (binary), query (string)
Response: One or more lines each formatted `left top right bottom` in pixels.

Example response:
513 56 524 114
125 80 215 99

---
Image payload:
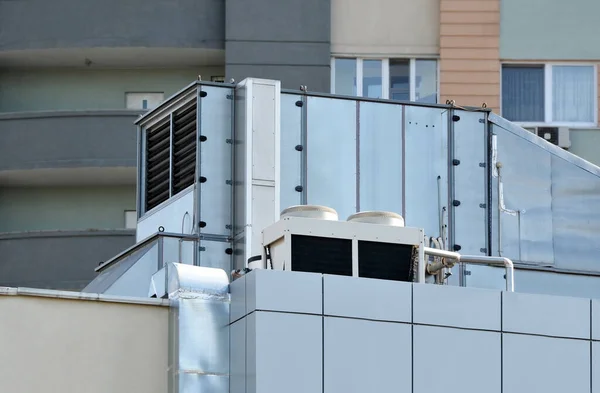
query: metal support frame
423 247 515 292
195 86 203 267
300 94 308 205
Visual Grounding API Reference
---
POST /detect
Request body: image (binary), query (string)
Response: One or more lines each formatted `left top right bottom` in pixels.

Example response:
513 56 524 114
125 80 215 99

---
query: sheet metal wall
230 270 598 393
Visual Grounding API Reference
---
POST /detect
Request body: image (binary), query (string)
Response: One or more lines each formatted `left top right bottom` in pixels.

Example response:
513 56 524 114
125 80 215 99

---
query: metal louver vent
171 100 197 195
145 117 171 211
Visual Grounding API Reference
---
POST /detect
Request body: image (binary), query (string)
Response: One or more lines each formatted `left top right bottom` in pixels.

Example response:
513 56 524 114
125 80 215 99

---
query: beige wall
331 0 439 56
439 0 500 112
0 294 168 393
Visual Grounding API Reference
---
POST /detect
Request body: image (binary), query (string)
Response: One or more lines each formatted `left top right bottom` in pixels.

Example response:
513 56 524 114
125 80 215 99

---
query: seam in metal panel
402 105 406 219
301 94 308 205
356 101 360 212
196 87 203 267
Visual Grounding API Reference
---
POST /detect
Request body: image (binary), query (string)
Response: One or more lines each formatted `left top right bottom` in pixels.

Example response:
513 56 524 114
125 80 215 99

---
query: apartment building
1 0 598 290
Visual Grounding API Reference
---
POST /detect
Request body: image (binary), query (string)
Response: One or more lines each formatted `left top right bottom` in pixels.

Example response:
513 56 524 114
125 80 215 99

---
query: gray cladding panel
594 300 600 340
230 274 246 323
502 291 591 339
226 64 330 92
249 311 323 393
226 41 330 66
413 326 501 393
245 269 322 315
225 0 330 42
413 283 501 330
0 0 224 51
324 317 411 393
503 334 590 393
0 112 139 171
594 342 600 393
230 319 246 393
279 93 303 210
323 275 411 322
0 230 135 290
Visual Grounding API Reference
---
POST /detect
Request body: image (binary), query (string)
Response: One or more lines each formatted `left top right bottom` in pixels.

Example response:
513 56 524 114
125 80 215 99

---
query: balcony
0 0 224 67
0 229 135 290
0 110 141 186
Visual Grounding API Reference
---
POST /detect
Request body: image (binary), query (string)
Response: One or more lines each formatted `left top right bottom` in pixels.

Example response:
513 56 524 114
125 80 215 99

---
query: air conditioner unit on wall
523 126 571 149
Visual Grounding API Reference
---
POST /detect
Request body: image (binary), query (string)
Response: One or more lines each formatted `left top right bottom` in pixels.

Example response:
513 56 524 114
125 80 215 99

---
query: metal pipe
423 247 515 292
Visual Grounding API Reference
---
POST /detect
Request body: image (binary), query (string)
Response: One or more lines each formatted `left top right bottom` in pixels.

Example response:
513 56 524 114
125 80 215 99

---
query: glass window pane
306 97 357 220
362 59 382 98
334 58 357 96
415 60 438 103
501 65 545 122
389 59 410 101
359 102 403 213
553 65 595 123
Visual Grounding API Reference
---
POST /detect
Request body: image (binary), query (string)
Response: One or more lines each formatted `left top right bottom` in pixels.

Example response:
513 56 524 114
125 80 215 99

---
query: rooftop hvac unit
523 126 571 149
260 206 424 282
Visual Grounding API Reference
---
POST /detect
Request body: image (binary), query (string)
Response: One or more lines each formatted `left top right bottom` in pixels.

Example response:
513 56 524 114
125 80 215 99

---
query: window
332 57 438 103
126 92 165 110
502 64 596 126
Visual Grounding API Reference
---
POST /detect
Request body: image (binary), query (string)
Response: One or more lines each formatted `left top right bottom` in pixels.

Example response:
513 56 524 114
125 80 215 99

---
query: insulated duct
167 263 230 393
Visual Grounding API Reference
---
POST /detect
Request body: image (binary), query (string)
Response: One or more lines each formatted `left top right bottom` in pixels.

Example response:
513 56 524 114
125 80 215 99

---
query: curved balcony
0 110 141 185
0 0 224 53
0 229 135 291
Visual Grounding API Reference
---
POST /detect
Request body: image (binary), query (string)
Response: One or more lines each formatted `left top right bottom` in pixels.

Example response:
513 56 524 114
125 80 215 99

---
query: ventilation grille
537 127 559 145
291 235 352 276
358 241 414 282
171 100 197 194
145 117 171 211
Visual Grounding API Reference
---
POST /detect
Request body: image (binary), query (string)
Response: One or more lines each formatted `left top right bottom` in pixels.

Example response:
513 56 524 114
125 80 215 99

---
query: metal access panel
451 111 488 256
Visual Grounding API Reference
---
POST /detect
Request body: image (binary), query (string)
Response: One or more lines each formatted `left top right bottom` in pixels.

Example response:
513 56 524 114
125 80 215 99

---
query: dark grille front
145 118 171 211
291 235 352 276
358 241 414 282
171 100 197 195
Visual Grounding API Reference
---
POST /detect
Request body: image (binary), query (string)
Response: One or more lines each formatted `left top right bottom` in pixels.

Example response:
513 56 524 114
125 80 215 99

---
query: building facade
1 0 598 290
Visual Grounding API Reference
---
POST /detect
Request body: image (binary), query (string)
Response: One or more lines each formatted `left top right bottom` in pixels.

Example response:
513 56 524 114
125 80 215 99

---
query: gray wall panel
230 273 246 323
594 300 600 341
250 311 322 393
0 0 224 51
594 342 600 393
501 0 600 60
230 319 246 393
0 111 140 171
414 326 501 393
324 317 411 393
225 0 331 92
503 334 590 393
245 269 322 315
413 283 501 330
503 287 591 339
0 230 135 290
323 275 411 322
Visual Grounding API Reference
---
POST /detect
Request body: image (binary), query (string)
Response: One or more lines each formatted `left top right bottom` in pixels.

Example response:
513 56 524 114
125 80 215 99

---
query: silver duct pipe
167 263 230 393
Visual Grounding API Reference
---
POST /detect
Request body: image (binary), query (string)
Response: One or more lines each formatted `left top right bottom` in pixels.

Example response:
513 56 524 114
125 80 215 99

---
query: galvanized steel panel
176 374 229 393
324 317 411 393
358 101 403 213
503 334 590 393
280 93 303 211
452 111 487 256
412 283 501 331
103 243 159 297
551 154 600 270
306 96 357 220
245 270 322 315
230 319 246 393
491 125 553 264
198 239 231 271
503 291 590 339
413 326 501 393
249 311 322 393
404 106 448 239
323 274 411 322
199 86 234 237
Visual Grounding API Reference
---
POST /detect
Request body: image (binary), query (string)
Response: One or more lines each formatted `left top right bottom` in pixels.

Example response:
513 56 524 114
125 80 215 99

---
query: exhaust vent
347 211 405 227
281 205 339 221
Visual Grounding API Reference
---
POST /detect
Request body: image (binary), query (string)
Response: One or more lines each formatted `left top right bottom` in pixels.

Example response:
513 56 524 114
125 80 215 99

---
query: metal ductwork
167 263 230 393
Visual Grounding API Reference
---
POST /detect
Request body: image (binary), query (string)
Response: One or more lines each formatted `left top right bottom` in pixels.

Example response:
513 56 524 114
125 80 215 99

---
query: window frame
501 62 598 128
330 57 440 103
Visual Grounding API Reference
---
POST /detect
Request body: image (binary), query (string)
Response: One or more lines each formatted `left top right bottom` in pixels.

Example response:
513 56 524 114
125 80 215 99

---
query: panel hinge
226 94 233 100
479 203 486 209
479 118 485 124
479 162 486 168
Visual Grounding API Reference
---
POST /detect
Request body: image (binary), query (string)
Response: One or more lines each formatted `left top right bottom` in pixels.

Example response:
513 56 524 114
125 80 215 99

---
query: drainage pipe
423 247 515 292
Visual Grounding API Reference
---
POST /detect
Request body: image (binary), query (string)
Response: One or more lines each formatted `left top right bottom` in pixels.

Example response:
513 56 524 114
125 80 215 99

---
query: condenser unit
523 126 571 149
260 205 424 283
